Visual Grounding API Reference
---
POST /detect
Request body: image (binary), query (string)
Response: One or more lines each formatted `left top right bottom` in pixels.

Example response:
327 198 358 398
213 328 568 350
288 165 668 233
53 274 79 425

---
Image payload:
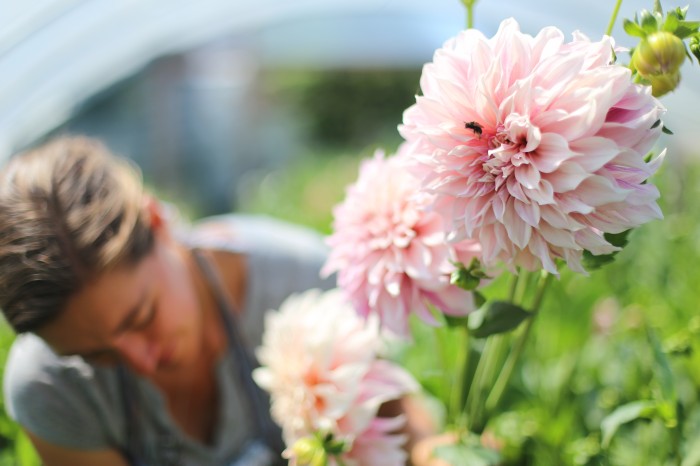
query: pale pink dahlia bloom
322 149 482 337
399 18 666 274
253 289 418 465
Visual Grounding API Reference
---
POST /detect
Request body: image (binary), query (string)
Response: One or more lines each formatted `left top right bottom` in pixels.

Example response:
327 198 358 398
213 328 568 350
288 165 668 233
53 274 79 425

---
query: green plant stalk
670 405 682 465
432 324 454 413
463 272 521 432
484 272 553 414
448 326 470 429
461 0 478 29
465 333 510 433
606 0 624 36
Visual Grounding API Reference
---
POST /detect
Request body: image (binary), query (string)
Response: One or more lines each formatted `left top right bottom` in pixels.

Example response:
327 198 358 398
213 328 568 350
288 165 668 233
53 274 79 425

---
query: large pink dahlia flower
322 149 482 337
252 289 418 465
399 18 666 274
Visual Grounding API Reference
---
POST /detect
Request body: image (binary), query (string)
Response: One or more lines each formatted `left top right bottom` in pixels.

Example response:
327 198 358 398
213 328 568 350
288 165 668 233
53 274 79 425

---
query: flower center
482 114 541 190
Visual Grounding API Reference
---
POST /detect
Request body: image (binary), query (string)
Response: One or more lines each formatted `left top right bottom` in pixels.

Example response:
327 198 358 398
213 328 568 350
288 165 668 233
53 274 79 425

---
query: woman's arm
379 395 455 466
25 430 130 466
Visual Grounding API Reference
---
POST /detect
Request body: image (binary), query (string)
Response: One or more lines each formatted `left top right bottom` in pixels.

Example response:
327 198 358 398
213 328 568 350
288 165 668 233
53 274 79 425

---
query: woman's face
38 233 208 377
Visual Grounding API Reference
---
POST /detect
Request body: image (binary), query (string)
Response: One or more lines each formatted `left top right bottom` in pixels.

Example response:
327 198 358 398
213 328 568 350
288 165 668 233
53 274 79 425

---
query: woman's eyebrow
111 287 149 335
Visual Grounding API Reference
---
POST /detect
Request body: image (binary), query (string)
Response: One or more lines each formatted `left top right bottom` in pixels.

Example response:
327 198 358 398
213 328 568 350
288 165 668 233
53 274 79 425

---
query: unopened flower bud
648 71 681 97
284 437 328 466
632 31 686 77
451 266 480 291
690 36 700 63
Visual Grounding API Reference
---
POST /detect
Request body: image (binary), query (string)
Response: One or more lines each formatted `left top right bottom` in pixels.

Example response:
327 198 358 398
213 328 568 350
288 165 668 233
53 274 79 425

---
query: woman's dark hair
0 136 155 333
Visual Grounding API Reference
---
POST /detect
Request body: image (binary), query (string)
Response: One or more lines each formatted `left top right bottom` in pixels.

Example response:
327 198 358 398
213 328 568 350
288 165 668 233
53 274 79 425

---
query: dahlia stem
461 0 478 29
433 324 453 408
449 326 470 428
463 272 521 432
484 271 553 414
606 0 624 37
465 333 510 433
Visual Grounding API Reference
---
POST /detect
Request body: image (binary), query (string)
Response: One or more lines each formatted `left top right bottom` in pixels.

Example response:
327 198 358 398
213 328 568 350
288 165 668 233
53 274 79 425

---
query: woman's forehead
38 254 158 352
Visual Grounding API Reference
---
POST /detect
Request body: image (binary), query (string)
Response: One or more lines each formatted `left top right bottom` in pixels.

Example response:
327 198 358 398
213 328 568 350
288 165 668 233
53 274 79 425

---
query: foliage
239 150 700 465
262 69 420 148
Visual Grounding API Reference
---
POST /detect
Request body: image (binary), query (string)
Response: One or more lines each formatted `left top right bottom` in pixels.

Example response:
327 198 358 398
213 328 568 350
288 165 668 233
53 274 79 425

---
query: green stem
606 0 624 36
508 270 521 302
464 272 520 432
432 325 452 404
531 271 553 312
461 0 478 29
449 327 470 429
672 423 682 466
466 334 510 433
484 272 553 414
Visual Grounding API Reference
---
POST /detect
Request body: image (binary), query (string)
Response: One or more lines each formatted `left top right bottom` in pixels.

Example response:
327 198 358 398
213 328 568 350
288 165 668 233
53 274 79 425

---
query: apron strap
190 248 286 458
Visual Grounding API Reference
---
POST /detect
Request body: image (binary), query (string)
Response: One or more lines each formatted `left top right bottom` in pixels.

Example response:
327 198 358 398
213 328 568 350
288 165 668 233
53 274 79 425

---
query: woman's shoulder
186 213 330 259
4 333 85 395
187 214 336 348
3 334 125 448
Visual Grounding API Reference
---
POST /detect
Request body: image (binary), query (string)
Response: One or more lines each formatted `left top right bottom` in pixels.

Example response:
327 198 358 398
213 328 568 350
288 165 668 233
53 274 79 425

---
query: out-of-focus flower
343 416 408 466
647 71 681 97
631 31 686 77
623 5 700 97
322 149 482 337
399 18 665 275
253 289 418 465
283 436 327 466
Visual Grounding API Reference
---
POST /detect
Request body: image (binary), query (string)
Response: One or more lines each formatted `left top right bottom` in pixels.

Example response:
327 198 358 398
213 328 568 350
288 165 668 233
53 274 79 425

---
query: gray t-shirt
3 214 335 465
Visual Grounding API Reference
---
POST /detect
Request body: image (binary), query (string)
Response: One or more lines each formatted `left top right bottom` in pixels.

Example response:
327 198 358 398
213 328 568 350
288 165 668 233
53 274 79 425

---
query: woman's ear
143 196 166 233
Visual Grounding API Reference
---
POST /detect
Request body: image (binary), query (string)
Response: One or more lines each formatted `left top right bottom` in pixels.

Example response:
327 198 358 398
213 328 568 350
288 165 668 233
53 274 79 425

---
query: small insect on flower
465 121 483 138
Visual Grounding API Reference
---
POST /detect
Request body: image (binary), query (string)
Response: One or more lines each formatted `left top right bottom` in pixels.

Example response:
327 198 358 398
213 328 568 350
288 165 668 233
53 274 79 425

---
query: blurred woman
0 136 334 465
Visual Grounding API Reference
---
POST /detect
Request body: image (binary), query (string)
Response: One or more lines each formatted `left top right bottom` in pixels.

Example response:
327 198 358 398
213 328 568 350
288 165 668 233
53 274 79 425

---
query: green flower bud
632 31 686 77
451 266 481 291
690 36 700 64
286 437 328 466
648 71 681 97
450 258 488 291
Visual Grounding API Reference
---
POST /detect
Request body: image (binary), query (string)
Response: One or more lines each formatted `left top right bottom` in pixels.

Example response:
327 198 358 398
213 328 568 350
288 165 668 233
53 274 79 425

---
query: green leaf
640 10 660 33
674 21 700 38
605 230 630 248
647 326 677 405
473 291 486 309
468 301 530 339
434 444 501 466
601 400 659 448
691 36 700 63
624 19 647 38
582 230 631 270
662 125 674 135
662 13 680 32
14 430 41 466
444 314 470 329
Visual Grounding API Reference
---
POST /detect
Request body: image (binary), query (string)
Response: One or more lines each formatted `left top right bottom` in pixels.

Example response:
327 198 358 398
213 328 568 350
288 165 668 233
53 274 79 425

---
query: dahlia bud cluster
624 4 700 97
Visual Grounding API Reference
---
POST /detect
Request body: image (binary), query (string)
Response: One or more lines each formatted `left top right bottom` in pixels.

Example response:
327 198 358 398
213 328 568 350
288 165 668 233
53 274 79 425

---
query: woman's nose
114 334 159 376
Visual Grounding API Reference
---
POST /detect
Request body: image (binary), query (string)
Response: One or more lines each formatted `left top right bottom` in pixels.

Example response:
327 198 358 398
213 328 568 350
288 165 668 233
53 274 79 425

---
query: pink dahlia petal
400 18 665 274
343 416 409 466
324 149 482 337
253 289 418 451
